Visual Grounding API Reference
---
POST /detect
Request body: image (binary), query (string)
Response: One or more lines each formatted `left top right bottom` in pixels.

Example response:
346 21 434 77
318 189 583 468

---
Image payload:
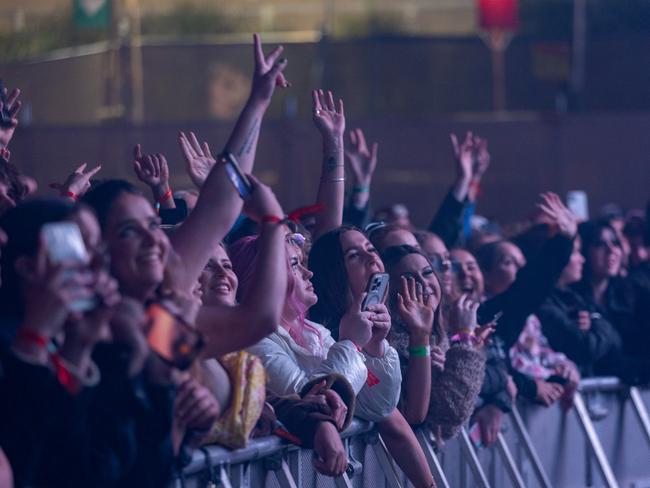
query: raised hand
50 163 102 199
312 89 345 142
133 145 170 189
396 276 434 342
472 135 491 179
0 86 22 148
250 33 289 106
537 192 578 238
178 131 216 189
450 131 474 183
242 173 284 222
346 128 378 186
449 294 480 335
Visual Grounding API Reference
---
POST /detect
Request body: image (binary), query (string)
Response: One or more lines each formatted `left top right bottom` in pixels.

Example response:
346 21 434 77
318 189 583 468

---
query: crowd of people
0 34 648 488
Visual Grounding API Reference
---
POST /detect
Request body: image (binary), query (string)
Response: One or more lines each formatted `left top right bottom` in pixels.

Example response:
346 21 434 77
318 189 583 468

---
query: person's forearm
240 222 288 329
403 335 432 424
350 173 371 210
451 174 472 202
151 183 176 210
313 136 345 239
222 97 268 173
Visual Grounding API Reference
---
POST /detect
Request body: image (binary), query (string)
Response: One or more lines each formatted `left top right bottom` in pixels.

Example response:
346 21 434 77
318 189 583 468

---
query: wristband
261 215 283 224
408 345 431 357
157 188 173 205
329 177 345 182
51 353 81 395
450 332 476 345
352 185 370 194
64 191 78 201
16 328 48 348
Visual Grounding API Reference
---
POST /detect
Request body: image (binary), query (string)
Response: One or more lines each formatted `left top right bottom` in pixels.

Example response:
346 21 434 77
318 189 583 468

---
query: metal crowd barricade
176 379 650 488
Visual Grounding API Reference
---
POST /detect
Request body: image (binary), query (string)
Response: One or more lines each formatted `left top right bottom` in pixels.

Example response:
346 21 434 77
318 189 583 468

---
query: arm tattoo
237 118 260 157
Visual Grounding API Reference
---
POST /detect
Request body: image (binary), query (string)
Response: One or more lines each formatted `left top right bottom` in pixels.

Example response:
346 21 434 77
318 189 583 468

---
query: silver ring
314 109 321 116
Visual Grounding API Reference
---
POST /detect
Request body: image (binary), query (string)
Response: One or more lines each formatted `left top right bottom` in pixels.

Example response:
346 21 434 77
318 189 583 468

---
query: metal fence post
459 427 491 488
628 387 650 450
573 392 620 488
416 429 451 488
495 432 526 488
509 404 553 488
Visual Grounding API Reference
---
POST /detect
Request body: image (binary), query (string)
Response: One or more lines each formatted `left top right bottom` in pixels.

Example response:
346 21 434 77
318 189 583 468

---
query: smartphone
566 190 589 222
145 303 204 370
361 273 389 311
41 222 96 312
221 151 252 199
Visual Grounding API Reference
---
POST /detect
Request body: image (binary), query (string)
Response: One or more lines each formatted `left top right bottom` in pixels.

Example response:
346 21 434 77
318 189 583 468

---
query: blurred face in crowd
104 193 170 300
559 237 585 285
200 244 238 307
340 230 384 299
588 227 623 281
381 228 419 251
73 207 102 257
627 234 648 268
418 232 453 295
483 242 526 297
286 242 317 309
389 252 442 313
450 249 484 302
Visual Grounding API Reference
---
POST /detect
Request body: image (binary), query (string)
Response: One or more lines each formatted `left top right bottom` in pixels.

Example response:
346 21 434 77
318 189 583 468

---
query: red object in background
478 0 519 31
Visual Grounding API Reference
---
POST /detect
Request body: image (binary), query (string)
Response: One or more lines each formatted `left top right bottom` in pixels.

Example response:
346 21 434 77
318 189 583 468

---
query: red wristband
64 191 78 201
261 215 282 224
157 188 173 205
16 328 49 348
51 353 81 395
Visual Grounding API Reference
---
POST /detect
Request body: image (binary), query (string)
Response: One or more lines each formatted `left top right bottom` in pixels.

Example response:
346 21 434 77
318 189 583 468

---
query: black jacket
537 286 622 376
478 233 574 401
0 343 175 488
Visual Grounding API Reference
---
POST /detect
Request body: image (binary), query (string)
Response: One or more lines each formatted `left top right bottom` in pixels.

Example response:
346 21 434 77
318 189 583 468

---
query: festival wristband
409 345 431 357
157 188 173 204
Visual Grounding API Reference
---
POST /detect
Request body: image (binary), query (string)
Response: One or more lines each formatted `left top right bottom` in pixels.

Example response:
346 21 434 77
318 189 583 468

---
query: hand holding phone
361 273 389 311
144 303 204 370
41 222 96 312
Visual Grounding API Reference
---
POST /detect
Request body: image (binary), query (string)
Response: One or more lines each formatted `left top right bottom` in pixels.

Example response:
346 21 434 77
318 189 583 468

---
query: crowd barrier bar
177 378 650 488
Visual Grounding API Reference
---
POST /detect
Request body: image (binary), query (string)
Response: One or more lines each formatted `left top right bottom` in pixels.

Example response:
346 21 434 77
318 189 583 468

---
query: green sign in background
73 0 111 28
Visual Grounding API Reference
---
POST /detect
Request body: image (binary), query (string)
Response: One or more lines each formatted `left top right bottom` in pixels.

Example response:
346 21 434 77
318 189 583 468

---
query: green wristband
352 185 370 194
408 345 431 357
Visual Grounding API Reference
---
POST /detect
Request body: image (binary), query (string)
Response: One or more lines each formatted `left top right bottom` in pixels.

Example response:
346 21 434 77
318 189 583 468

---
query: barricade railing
175 378 650 488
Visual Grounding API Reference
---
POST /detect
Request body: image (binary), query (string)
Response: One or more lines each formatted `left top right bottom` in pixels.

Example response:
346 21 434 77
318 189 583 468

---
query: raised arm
312 90 346 239
429 132 474 247
196 175 288 357
346 128 378 211
222 33 289 173
132 145 175 209
170 34 288 290
0 85 22 149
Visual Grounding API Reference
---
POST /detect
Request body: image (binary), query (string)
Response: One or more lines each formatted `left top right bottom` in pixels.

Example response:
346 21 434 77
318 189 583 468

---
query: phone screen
41 222 95 312
222 152 252 199
145 303 204 370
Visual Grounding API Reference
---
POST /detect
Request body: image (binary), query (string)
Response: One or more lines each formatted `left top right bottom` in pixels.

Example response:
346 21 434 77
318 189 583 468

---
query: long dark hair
0 199 76 343
82 179 142 229
381 244 446 342
578 220 622 287
308 225 358 340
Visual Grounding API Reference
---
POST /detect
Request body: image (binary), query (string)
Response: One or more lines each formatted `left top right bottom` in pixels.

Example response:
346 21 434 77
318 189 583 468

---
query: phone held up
361 273 390 312
220 151 252 199
145 302 204 371
40 222 97 312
